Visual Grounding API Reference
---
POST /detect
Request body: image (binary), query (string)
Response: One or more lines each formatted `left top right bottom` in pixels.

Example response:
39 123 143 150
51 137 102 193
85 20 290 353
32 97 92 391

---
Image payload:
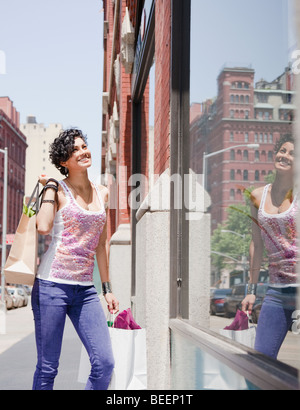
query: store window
185 0 300 389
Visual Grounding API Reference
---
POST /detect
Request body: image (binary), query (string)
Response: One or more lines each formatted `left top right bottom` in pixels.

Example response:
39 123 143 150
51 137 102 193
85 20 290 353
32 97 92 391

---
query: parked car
16 286 29 306
0 287 14 310
210 288 232 315
223 283 268 320
7 287 25 308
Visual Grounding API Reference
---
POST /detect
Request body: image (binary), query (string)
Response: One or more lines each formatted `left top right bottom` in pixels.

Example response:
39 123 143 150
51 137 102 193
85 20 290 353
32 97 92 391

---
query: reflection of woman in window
242 134 298 360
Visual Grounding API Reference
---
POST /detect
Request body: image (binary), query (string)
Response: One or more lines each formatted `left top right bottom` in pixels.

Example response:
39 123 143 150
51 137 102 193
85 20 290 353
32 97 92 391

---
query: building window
255 170 260 181
243 150 248 160
230 149 235 160
245 110 249 119
230 169 235 180
230 110 234 118
255 150 260 161
244 133 249 142
243 170 248 181
268 151 273 161
230 189 235 200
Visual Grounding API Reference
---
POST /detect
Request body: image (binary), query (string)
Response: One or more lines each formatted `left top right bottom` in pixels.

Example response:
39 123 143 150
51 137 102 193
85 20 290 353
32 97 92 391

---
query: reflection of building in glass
190 66 295 229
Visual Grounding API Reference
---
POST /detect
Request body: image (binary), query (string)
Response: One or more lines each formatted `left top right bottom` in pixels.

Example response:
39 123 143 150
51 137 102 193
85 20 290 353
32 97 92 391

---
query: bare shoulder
97 184 109 205
250 186 265 209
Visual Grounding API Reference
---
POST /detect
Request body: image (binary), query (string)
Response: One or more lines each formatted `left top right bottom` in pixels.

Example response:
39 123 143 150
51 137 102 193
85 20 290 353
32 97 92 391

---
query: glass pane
189 0 300 371
170 329 260 390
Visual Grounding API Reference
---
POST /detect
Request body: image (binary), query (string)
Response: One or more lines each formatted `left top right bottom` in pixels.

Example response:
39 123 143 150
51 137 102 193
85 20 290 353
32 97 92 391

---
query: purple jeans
31 279 114 390
254 286 297 359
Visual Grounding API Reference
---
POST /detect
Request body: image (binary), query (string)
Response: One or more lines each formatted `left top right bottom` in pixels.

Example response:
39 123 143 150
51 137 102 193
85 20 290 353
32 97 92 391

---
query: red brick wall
0 108 27 258
103 0 172 240
154 0 171 176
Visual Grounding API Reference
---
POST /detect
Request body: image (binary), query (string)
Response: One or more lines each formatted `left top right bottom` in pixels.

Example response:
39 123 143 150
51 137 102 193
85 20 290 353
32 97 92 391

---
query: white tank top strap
59 180 73 200
259 184 270 212
93 183 105 211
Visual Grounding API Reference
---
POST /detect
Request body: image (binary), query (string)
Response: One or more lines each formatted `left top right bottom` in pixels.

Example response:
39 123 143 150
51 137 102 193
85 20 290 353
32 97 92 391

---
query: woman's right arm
241 190 264 313
36 175 60 236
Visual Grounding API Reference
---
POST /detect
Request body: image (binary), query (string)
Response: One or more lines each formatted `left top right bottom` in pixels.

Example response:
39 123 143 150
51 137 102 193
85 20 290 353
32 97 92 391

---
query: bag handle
25 181 42 215
107 312 117 328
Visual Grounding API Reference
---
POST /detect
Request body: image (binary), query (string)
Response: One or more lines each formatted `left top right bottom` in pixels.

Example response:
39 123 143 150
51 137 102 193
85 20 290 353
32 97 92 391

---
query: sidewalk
0 298 85 390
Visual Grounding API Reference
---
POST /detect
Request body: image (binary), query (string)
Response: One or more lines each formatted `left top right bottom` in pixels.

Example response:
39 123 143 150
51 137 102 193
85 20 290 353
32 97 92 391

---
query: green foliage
211 202 252 271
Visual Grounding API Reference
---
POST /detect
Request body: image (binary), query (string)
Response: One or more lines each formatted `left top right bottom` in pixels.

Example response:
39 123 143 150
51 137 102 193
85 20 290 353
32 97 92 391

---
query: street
0 298 85 390
0 300 299 390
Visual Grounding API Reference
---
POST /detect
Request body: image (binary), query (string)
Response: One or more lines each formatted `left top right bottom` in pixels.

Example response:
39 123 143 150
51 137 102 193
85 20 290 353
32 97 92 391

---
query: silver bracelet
247 283 257 296
102 281 112 295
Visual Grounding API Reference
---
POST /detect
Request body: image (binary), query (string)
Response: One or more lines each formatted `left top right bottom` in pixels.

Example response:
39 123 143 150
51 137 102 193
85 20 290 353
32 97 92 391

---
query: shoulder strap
93 183 105 210
60 180 73 200
259 184 270 211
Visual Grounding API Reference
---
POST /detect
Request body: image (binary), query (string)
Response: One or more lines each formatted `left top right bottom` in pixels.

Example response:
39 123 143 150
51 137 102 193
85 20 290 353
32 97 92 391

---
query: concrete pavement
0 298 85 390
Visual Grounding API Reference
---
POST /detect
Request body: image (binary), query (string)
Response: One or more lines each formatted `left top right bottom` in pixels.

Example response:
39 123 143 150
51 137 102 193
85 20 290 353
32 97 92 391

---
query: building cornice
0 110 28 146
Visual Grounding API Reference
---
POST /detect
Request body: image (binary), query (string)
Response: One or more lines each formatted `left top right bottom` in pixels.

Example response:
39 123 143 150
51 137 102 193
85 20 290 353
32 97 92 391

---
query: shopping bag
219 310 256 349
78 310 147 390
108 327 147 390
4 182 39 286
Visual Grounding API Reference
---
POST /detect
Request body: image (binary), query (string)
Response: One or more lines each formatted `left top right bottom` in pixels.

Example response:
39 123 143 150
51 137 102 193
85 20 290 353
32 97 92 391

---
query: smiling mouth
277 158 291 166
78 155 90 162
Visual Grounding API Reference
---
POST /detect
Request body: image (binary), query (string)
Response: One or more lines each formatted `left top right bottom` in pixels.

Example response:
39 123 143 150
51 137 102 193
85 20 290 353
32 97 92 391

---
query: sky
0 0 103 182
190 0 294 104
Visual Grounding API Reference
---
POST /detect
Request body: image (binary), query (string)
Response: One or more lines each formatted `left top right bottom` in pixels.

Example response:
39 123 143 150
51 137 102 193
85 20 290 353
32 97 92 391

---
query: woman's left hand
105 293 119 314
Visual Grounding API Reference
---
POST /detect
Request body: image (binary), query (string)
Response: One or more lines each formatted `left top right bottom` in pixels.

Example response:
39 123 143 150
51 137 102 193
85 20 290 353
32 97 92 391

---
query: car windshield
256 284 268 298
214 289 231 296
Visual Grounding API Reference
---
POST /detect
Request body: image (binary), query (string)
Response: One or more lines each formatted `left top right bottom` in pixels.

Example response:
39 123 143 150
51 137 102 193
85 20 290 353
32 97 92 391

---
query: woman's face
61 137 92 172
274 141 294 174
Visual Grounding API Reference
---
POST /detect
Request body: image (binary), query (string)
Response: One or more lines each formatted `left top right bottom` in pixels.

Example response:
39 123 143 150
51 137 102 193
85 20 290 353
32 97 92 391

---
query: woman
242 134 298 360
32 128 119 390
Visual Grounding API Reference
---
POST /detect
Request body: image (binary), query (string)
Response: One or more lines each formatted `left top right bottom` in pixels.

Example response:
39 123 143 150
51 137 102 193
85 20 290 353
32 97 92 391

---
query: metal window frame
170 0 191 319
131 1 155 298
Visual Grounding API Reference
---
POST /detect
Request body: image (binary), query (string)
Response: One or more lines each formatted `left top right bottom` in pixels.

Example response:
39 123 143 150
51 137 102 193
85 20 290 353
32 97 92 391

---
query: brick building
190 66 294 229
101 0 300 390
0 97 27 257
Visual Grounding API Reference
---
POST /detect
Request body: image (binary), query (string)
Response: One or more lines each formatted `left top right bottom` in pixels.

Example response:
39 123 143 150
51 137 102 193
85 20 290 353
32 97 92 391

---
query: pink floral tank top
258 184 298 286
37 181 106 285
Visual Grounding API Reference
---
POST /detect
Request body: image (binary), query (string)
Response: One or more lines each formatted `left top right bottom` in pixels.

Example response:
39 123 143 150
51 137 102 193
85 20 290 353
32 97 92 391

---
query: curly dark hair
49 128 88 176
274 134 295 154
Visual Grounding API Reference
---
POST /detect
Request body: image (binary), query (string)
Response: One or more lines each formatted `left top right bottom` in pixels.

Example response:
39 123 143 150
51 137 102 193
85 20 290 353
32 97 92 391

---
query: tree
211 203 252 272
